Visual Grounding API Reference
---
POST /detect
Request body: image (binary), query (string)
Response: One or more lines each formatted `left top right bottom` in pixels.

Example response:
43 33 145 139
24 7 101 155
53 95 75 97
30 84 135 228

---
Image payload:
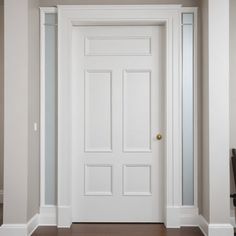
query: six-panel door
71 26 165 222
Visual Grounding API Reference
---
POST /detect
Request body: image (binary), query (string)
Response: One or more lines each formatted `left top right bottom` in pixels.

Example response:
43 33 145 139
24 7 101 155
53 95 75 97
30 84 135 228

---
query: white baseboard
0 190 3 204
0 206 233 236
230 216 236 228
0 214 39 236
165 206 180 228
39 205 71 228
199 215 208 236
27 214 39 235
39 205 57 226
208 224 234 236
199 215 234 236
165 206 199 228
57 205 72 228
0 224 27 236
180 206 199 226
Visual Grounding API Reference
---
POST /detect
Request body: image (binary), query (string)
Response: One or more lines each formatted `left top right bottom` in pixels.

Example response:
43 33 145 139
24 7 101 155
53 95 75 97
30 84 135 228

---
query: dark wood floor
32 224 204 236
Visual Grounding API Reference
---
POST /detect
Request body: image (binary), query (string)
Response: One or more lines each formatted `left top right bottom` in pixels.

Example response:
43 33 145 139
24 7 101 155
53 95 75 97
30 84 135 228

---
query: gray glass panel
182 13 194 206
45 13 57 205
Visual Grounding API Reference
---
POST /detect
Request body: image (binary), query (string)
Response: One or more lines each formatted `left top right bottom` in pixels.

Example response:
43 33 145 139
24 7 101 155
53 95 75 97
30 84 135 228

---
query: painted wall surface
4 0 29 224
0 3 3 192
27 0 40 221
39 0 200 7
201 0 209 222
230 0 236 218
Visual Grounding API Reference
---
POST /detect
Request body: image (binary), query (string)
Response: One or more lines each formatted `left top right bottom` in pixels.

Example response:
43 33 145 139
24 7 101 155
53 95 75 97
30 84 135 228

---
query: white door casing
72 26 165 222
58 5 182 228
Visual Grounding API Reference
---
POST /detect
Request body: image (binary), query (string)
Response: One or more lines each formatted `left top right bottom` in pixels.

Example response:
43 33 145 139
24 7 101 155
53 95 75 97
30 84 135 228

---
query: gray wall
0 2 3 192
230 0 236 216
201 0 209 222
230 2 236 148
4 0 40 224
4 0 29 224
27 0 40 221
39 0 200 6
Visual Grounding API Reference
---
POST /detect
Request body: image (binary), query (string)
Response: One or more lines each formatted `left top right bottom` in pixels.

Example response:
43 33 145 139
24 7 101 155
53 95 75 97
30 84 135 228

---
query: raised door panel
85 70 112 152
123 70 152 152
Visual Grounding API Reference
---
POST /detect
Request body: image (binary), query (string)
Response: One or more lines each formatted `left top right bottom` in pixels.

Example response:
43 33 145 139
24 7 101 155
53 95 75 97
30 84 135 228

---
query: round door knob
156 134 162 140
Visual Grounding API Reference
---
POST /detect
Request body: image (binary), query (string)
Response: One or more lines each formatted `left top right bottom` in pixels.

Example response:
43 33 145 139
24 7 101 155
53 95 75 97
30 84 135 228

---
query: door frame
40 5 200 228
57 4 182 228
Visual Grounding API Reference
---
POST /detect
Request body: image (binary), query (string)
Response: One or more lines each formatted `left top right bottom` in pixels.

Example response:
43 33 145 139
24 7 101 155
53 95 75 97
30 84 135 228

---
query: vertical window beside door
42 10 196 208
182 13 194 206
45 13 57 205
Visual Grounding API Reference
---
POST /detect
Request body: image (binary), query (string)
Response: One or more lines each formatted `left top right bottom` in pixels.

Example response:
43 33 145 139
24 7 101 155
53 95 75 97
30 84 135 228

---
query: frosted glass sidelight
182 13 194 206
45 13 57 205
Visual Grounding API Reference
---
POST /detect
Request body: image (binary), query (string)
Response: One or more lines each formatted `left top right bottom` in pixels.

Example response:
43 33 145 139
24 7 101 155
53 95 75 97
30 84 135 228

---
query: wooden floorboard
32 224 204 236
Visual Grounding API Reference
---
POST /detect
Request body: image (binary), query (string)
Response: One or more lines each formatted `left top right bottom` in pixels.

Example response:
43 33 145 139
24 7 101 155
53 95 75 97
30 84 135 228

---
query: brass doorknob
156 134 162 140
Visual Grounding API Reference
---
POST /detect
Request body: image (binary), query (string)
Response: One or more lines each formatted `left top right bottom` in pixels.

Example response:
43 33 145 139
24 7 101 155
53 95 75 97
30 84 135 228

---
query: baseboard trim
199 215 234 236
208 223 234 236
57 205 72 228
165 206 199 228
27 214 39 235
230 216 236 228
39 205 57 226
0 224 27 236
199 215 208 236
180 206 199 226
0 190 3 204
1 206 231 236
39 205 71 227
0 214 39 236
165 206 180 228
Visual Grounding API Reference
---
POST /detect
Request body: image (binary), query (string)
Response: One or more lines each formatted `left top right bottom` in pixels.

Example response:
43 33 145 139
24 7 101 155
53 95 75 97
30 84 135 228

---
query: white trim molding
0 225 27 236
58 4 182 228
199 215 234 236
166 206 199 228
208 224 234 236
180 206 199 226
40 4 200 230
27 214 39 236
0 214 39 236
39 206 57 226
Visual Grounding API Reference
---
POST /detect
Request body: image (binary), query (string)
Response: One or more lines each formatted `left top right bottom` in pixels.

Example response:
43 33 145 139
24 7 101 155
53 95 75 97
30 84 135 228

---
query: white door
71 26 165 222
